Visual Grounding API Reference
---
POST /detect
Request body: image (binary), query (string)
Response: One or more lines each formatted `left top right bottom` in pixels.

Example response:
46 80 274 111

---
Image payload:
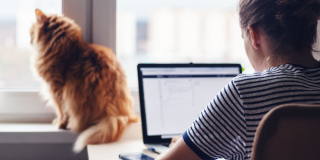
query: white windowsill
0 89 140 123
0 123 77 144
0 123 88 160
0 122 142 144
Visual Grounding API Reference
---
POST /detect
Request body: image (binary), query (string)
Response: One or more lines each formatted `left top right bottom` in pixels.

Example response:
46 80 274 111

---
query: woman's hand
169 135 182 148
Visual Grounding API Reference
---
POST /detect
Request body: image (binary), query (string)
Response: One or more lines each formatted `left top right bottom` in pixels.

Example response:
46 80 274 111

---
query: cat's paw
52 118 68 129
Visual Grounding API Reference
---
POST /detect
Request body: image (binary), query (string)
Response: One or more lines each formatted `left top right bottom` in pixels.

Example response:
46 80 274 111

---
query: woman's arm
168 135 182 148
156 138 201 160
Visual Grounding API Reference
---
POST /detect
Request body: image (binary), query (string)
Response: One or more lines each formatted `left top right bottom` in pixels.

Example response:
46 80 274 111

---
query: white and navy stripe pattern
183 63 320 160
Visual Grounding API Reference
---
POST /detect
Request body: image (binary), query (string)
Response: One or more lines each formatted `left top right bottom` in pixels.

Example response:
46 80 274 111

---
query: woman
156 0 320 159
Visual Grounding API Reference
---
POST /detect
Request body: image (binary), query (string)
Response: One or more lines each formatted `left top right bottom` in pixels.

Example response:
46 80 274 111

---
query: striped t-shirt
183 63 320 160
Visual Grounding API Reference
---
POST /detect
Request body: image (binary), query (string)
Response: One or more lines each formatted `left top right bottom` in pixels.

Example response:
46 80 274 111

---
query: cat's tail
73 115 139 153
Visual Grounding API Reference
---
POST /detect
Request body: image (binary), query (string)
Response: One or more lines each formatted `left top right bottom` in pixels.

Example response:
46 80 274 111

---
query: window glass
117 0 253 88
0 0 62 89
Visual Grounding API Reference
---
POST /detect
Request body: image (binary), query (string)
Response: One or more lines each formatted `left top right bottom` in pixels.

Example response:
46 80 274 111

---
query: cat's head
30 9 82 52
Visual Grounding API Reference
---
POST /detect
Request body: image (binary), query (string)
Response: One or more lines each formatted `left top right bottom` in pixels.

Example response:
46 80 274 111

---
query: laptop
137 63 242 154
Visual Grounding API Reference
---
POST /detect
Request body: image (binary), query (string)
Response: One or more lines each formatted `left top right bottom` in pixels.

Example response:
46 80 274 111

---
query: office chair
251 104 320 160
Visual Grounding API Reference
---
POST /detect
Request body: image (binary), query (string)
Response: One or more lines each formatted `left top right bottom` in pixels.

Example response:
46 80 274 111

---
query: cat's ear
35 9 46 23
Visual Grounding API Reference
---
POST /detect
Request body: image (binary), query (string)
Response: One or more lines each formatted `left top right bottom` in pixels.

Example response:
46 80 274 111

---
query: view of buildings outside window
0 0 61 89
0 0 253 89
117 0 253 88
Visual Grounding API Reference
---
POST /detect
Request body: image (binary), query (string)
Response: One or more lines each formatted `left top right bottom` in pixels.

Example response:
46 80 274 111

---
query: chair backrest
251 104 320 160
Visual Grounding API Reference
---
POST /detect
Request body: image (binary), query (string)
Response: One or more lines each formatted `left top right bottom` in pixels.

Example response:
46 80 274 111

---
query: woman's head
239 0 320 70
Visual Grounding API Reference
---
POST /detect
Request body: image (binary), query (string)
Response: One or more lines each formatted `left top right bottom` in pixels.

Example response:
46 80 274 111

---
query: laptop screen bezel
137 63 242 144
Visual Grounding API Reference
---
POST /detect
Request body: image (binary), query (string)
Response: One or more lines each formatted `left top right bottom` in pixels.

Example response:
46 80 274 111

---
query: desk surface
88 122 159 160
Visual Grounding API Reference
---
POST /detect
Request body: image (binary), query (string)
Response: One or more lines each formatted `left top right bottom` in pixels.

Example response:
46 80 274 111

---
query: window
117 0 253 88
0 0 62 89
0 0 62 122
1 0 256 122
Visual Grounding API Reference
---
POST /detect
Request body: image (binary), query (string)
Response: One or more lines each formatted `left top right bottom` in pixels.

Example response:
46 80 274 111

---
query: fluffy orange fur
30 9 139 152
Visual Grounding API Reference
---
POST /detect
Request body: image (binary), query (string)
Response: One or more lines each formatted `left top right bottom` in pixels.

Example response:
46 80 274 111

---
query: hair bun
276 0 320 27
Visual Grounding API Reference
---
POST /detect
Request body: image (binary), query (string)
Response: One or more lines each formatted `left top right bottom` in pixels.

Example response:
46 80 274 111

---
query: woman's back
183 63 320 160
236 63 320 158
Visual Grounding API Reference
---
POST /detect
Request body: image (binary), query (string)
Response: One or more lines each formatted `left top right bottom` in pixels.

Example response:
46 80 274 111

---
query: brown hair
239 0 320 53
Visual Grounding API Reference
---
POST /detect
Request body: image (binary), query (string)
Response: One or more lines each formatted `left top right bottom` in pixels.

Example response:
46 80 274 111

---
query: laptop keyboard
161 143 170 147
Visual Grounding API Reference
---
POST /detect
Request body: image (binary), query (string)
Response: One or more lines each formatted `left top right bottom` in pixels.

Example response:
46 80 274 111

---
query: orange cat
30 9 139 152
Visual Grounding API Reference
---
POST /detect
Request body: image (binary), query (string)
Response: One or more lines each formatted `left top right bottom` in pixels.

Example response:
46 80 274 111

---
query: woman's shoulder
233 63 320 85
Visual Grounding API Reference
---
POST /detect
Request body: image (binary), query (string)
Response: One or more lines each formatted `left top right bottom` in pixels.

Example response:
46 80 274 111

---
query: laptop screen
140 66 240 138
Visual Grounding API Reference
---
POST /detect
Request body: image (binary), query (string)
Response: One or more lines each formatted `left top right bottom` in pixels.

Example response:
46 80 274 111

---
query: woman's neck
266 51 319 69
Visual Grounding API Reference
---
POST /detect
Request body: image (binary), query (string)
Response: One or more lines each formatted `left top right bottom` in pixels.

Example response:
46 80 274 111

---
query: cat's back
86 43 124 73
64 42 128 100
87 43 115 57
